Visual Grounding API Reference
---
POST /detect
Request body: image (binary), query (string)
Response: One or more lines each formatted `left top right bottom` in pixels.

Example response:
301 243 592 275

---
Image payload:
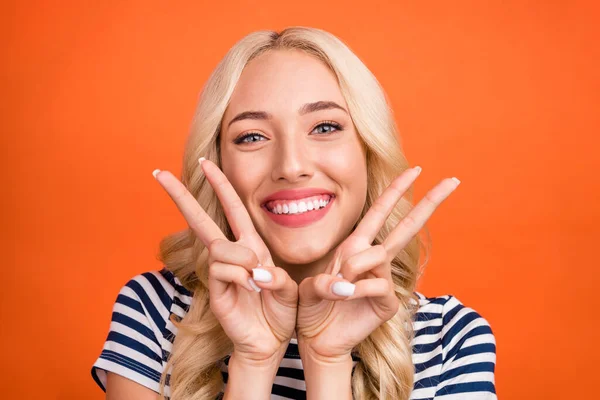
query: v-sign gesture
296 167 460 361
153 158 298 362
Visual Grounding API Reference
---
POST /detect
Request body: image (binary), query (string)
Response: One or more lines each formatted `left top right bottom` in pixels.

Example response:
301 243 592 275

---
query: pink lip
261 196 335 228
261 188 334 205
260 188 336 229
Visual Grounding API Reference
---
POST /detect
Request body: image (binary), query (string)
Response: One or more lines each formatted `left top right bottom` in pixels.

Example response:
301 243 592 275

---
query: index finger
199 158 258 241
153 169 226 246
352 167 422 243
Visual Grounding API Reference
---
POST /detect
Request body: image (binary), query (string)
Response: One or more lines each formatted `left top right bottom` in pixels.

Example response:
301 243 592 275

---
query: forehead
224 50 346 119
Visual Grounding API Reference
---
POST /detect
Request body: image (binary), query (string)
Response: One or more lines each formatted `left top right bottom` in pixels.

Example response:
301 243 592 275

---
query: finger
352 167 421 244
251 266 299 306
298 274 350 304
346 278 390 299
154 169 226 246
208 261 260 296
383 177 460 255
208 239 260 272
200 158 258 241
339 245 389 282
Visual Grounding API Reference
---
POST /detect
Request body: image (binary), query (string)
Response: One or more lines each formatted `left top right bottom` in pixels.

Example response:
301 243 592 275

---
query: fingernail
451 177 461 186
152 169 161 179
414 166 422 175
336 273 343 278
198 157 205 165
248 278 261 292
332 281 355 297
253 268 272 283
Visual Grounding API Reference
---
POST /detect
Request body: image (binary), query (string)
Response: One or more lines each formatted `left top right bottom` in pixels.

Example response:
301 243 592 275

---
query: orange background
2 1 598 399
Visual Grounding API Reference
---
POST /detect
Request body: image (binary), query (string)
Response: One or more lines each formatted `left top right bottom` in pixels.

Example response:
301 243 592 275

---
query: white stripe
410 386 437 399
437 370 496 391
435 392 497 400
273 375 306 390
443 316 490 362
101 341 163 373
93 358 164 395
110 321 162 357
411 344 442 365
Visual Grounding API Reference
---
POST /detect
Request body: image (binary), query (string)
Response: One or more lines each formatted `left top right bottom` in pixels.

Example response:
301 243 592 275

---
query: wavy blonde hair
157 26 431 400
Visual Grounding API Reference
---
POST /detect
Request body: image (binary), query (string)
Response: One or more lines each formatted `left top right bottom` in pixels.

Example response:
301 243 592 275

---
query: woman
92 27 497 399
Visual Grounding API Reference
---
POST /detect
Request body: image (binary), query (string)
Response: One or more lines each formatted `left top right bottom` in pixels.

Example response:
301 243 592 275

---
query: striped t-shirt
92 268 497 399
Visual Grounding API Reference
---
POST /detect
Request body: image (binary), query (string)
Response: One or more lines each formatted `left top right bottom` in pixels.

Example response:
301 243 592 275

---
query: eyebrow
226 101 348 128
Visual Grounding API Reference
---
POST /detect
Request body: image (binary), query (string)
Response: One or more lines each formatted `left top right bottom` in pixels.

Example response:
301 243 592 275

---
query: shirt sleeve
91 273 170 394
434 296 497 399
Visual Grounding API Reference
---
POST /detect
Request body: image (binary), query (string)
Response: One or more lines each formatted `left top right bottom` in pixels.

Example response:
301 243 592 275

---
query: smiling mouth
263 194 335 215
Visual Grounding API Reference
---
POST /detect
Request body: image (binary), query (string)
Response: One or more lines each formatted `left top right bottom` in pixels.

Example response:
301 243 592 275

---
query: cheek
321 141 367 191
221 150 270 207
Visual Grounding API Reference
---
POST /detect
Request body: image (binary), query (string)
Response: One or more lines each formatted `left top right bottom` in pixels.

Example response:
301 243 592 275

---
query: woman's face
220 50 368 268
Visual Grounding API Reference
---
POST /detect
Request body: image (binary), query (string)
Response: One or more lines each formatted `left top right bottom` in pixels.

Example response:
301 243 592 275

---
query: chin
271 238 334 266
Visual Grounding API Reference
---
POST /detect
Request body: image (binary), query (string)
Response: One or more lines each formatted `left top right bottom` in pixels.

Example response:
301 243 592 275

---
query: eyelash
233 121 343 145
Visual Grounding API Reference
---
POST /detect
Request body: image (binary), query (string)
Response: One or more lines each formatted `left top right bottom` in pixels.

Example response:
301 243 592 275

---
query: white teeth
268 197 331 215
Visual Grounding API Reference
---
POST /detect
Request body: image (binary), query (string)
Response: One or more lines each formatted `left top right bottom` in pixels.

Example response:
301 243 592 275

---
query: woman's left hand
296 167 460 362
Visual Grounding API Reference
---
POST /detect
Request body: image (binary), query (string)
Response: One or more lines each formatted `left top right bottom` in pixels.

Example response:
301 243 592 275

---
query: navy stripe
107 331 162 364
276 366 305 380
413 340 440 354
415 323 443 336
413 373 440 390
414 312 442 322
446 325 493 362
414 353 442 374
141 272 172 311
115 293 144 314
111 312 157 344
455 342 496 361
441 361 495 382
99 349 162 382
424 296 451 306
93 275 496 399
173 296 190 313
435 380 496 395
272 382 306 399
159 267 193 297
126 279 167 333
442 309 480 349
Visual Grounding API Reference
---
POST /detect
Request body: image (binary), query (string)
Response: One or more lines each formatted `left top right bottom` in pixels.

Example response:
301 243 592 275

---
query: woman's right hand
153 158 298 363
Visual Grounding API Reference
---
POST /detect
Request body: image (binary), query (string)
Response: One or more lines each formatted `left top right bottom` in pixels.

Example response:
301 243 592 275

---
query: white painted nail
332 281 355 297
248 278 261 292
336 273 344 278
198 157 206 165
414 166 422 175
152 169 161 179
253 268 272 283
451 177 461 186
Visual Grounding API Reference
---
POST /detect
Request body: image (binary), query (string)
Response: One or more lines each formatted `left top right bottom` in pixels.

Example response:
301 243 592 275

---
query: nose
270 134 313 183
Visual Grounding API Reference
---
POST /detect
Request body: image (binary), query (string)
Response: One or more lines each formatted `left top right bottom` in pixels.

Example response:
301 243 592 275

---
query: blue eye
233 133 266 144
312 121 343 135
233 121 343 145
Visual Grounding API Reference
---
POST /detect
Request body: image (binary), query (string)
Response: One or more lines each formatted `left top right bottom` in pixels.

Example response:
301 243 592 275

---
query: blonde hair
157 26 430 400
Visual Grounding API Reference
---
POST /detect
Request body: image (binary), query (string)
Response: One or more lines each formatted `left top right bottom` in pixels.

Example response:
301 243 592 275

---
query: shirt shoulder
91 268 193 396
411 291 497 399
